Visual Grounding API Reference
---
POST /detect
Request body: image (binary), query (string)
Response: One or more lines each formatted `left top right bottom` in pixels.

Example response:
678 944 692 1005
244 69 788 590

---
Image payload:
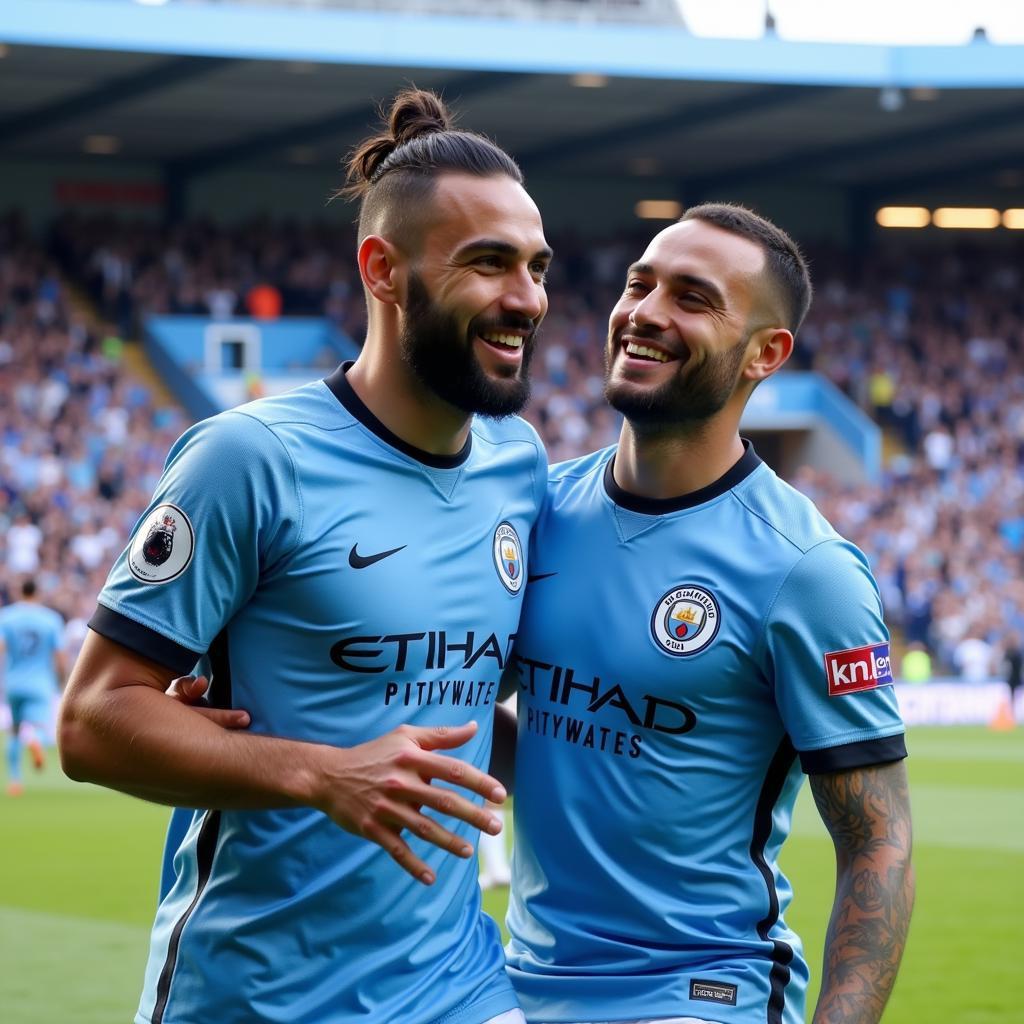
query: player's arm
808 759 915 1024
60 629 506 885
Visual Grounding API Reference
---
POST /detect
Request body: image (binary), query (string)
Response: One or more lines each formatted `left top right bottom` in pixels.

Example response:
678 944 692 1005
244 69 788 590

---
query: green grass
2 728 1022 1023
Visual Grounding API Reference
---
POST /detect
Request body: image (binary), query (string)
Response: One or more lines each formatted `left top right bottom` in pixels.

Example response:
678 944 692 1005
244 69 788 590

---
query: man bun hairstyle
342 88 524 247
681 202 812 335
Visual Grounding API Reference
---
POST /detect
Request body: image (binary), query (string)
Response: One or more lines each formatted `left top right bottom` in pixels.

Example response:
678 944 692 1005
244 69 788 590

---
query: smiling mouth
620 335 680 365
478 330 526 351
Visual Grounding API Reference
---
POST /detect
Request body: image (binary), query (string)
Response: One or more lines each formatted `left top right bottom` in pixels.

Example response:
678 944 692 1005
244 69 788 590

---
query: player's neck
346 344 472 457
614 415 745 502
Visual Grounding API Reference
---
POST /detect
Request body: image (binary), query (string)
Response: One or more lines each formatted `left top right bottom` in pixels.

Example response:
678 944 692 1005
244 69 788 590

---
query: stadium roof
2 2 1024 206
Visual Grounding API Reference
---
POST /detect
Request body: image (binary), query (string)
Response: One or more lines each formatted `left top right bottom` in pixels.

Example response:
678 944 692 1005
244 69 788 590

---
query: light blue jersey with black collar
505 442 905 1024
93 364 546 1024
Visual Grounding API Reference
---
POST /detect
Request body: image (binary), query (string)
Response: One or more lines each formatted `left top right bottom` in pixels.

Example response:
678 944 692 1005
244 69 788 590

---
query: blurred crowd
3 211 1023 681
0 213 191 662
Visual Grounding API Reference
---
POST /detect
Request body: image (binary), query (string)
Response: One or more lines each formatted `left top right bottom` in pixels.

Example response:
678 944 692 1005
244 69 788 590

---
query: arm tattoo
809 760 915 1024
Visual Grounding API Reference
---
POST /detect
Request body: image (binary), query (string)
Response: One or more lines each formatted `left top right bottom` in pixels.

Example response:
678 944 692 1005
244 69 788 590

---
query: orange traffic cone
989 696 1016 731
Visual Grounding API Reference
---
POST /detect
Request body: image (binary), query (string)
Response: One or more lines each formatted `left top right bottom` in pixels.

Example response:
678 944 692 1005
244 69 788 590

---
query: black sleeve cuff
800 733 907 775
89 605 204 676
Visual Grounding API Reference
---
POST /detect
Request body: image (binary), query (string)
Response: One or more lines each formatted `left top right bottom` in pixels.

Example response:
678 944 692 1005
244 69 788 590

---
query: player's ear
743 327 793 384
358 235 405 306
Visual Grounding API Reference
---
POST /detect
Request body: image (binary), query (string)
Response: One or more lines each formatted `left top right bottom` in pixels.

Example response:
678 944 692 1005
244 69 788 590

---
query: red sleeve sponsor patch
824 642 893 696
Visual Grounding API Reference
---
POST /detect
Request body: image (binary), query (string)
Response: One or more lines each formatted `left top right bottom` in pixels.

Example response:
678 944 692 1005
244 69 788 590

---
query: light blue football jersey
505 443 905 1024
92 364 546 1024
0 601 64 699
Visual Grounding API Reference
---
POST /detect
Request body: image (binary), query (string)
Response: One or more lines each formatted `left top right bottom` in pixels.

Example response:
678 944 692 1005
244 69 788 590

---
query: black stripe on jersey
324 361 472 468
88 604 201 675
206 628 233 711
151 809 222 1024
604 439 762 514
750 736 798 1024
800 733 907 775
152 628 231 1023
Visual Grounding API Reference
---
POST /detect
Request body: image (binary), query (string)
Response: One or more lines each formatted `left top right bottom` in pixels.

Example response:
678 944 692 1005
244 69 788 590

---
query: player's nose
501 266 546 322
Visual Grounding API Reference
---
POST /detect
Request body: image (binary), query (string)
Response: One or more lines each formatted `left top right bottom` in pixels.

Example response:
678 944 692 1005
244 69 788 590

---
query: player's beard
604 330 749 432
399 271 536 418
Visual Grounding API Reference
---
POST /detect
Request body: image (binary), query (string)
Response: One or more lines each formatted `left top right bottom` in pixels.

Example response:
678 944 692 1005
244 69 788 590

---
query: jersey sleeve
91 410 302 674
762 538 906 775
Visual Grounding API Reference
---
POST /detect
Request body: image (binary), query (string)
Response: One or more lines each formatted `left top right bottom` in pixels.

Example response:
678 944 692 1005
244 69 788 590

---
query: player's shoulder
174 381 337 465
471 413 545 455
547 445 614 493
228 379 342 434
732 457 844 555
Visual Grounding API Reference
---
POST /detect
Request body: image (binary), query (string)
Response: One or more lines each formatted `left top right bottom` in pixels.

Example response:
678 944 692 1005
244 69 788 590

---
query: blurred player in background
0 578 67 795
58 89 550 1024
503 205 914 1024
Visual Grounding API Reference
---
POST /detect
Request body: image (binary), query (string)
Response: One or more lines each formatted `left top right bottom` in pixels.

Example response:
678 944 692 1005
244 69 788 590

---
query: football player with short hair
59 89 551 1024
1 578 67 795
503 205 914 1024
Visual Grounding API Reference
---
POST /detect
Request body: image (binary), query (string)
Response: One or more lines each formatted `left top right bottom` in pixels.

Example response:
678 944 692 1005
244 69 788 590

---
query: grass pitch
2 727 1022 1023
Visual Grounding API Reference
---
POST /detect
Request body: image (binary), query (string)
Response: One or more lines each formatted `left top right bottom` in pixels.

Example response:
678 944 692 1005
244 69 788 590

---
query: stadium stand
3 207 1023 679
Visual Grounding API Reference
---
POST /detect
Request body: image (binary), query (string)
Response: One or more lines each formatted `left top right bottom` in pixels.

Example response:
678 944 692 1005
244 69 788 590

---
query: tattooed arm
809 759 915 1024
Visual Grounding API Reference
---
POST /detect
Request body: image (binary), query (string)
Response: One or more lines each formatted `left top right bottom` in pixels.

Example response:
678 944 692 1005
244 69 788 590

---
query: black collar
603 440 762 514
324 362 472 469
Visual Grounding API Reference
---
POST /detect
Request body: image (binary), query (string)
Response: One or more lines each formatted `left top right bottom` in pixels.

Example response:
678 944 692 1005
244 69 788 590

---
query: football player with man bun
59 89 551 1024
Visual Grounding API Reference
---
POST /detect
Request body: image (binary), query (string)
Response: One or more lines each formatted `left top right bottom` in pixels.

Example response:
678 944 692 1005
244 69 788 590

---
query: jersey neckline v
324 361 473 470
603 439 762 515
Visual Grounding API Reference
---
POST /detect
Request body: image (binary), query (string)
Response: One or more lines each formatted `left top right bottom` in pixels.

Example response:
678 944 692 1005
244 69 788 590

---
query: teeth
481 332 524 349
625 341 670 363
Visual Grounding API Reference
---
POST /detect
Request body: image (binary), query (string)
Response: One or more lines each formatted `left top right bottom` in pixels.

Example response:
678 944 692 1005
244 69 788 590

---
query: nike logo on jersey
527 572 558 583
349 543 407 569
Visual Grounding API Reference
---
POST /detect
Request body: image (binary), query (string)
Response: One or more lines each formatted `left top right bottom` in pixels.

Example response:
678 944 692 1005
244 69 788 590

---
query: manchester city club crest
492 521 524 594
128 503 195 584
651 585 721 656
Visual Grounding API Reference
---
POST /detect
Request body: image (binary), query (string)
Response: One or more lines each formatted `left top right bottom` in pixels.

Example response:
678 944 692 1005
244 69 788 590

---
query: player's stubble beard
603 326 749 433
399 271 537 418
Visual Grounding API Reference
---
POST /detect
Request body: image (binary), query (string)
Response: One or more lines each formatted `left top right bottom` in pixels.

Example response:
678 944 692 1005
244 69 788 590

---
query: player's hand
318 720 506 886
165 675 251 730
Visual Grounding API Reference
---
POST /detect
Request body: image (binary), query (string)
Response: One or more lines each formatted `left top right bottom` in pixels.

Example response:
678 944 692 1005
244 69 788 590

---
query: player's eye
679 291 708 306
529 261 549 280
625 279 648 294
475 255 504 269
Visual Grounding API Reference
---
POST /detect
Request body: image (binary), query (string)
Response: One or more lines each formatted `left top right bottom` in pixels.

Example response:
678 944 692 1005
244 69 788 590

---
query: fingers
165 675 250 729
402 779 503 836
403 747 506 803
380 799 477 860
408 720 478 752
190 707 251 729
360 820 436 886
166 675 210 703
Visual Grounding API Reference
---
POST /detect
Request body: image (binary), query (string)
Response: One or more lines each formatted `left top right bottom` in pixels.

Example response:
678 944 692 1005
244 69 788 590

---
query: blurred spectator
4 212 1022 680
899 642 932 685
247 281 283 320
953 634 995 683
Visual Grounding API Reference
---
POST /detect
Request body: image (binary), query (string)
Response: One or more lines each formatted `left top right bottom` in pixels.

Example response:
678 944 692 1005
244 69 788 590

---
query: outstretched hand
165 678 498 885
165 675 251 730
320 720 506 886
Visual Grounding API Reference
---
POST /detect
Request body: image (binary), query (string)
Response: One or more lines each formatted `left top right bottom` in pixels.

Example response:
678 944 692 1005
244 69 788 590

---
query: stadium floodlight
134 0 170 6
1002 209 1024 229
83 135 121 155
875 207 930 228
636 200 683 220
932 207 1000 229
